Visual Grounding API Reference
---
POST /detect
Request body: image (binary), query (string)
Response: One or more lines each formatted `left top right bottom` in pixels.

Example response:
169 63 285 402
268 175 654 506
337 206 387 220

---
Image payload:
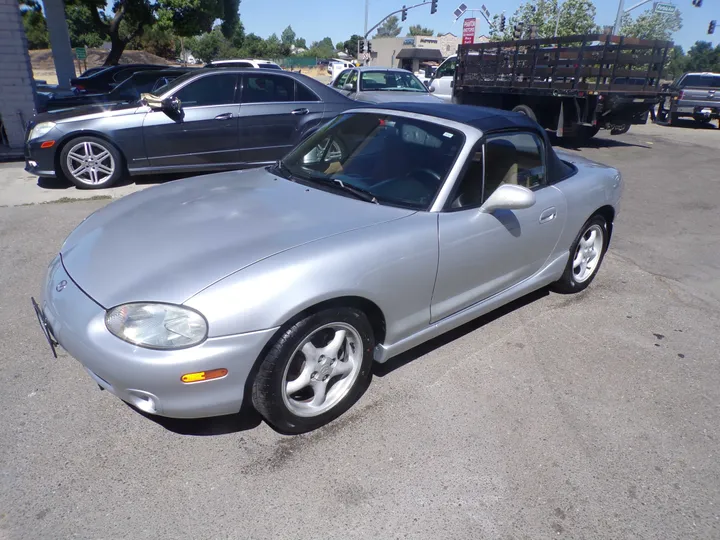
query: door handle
215 113 233 120
291 108 310 115
539 207 557 224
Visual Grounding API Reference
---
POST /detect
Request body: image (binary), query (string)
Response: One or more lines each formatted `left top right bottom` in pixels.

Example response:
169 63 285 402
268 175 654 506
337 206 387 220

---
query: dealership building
367 33 488 73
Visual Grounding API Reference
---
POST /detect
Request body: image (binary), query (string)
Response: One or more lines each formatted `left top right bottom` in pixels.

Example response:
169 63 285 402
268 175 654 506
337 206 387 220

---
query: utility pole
613 0 625 35
364 0 369 39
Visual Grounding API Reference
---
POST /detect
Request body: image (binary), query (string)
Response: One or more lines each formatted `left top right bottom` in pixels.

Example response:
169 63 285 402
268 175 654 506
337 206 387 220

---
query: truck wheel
669 113 680 126
512 105 537 122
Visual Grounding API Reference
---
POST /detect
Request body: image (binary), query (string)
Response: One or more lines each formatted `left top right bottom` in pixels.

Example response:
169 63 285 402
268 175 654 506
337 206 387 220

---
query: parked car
25 68 357 188
657 72 720 126
329 67 443 104
425 55 456 102
206 59 282 70
71 64 168 93
37 69 192 113
33 102 622 434
78 66 110 78
328 60 355 82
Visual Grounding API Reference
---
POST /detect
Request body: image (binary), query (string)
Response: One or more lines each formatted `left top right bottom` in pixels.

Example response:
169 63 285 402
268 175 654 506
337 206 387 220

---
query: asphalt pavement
0 120 719 539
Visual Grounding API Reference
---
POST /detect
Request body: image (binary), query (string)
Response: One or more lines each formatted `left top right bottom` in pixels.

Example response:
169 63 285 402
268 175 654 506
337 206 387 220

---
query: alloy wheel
572 224 604 283
66 141 116 186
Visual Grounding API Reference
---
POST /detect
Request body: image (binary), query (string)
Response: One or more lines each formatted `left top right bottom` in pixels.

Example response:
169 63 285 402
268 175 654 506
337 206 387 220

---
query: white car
426 55 456 103
329 60 356 81
205 59 283 70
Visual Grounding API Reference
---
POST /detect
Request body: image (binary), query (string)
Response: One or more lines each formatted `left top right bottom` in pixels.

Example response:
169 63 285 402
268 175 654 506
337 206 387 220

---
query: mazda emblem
56 280 67 292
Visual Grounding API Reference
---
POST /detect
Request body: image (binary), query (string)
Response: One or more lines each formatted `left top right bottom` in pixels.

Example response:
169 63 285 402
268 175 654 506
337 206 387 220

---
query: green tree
18 0 49 49
685 41 720 73
620 7 682 41
664 45 687 80
491 0 598 40
407 24 433 36
281 25 296 47
342 34 364 57
67 0 240 66
240 33 267 57
374 15 402 38
65 4 106 47
230 20 245 49
264 33 285 58
307 37 335 58
294 37 307 49
188 28 225 63
127 25 176 59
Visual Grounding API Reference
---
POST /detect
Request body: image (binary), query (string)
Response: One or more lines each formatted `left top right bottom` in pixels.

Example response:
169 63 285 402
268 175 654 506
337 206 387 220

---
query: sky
239 0 719 51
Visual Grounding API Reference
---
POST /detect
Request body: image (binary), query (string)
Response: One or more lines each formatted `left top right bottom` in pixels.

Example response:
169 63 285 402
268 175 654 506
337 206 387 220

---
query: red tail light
678 90 685 100
74 84 85 92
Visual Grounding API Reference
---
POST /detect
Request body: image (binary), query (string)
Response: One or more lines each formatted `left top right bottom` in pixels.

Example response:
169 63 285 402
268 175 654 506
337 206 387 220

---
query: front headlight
105 303 208 350
29 122 56 141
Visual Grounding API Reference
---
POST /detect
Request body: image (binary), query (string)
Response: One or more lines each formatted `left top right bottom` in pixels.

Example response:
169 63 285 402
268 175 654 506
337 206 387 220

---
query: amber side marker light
40 140 55 148
181 368 228 383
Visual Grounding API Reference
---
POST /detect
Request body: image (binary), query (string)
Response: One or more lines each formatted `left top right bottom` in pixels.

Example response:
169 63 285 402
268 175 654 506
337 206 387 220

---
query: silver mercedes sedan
33 103 622 434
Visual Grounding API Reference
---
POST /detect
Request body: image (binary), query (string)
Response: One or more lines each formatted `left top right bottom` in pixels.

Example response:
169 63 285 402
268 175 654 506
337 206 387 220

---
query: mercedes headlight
105 303 208 349
28 122 56 141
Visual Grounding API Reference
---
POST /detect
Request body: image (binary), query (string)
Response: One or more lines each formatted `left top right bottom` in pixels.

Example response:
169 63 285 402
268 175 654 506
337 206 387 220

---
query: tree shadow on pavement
373 287 550 378
130 403 263 436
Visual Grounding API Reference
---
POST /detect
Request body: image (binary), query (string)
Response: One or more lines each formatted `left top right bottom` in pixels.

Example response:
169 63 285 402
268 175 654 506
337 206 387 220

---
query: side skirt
373 252 569 363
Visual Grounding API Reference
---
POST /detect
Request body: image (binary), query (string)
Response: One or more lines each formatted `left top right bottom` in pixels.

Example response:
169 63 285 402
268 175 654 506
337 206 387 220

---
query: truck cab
426 55 456 103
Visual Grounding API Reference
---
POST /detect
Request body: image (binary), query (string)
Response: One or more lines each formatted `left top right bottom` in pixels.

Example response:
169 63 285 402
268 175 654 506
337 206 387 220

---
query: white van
426 55 457 103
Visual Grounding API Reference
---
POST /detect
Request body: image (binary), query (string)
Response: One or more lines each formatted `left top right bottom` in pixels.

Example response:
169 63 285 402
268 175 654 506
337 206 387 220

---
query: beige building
368 33 461 73
367 32 490 73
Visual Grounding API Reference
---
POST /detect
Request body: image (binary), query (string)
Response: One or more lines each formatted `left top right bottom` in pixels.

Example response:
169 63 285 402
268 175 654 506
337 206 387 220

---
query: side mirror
480 184 536 214
343 83 355 92
162 96 182 113
424 67 433 79
428 85 436 93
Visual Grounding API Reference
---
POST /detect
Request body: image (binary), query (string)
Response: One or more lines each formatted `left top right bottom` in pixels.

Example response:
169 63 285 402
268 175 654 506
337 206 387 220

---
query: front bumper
39 255 277 418
24 139 57 177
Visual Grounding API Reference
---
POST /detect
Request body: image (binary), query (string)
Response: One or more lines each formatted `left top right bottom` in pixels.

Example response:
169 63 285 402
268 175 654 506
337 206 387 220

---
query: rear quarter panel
553 152 622 252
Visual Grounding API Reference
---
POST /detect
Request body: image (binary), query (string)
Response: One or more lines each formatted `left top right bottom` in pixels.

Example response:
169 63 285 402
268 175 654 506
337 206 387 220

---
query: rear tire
552 215 608 294
512 104 537 122
252 307 374 434
59 136 123 189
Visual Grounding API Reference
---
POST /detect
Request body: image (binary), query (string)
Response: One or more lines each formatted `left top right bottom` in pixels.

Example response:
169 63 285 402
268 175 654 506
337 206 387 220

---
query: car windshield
147 71 195 97
278 112 464 210
682 75 720 88
360 71 427 92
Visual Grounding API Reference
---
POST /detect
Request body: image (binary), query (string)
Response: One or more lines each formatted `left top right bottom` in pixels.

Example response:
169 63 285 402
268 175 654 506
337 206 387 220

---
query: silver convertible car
33 103 622 434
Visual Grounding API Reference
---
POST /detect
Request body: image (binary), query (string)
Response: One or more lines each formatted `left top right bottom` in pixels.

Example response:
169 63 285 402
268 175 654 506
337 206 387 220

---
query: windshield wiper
326 179 379 204
271 160 298 181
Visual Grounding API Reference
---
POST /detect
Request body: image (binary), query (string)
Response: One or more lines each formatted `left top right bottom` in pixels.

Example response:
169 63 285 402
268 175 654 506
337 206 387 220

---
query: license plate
677 107 694 113
633 98 645 103
31 297 58 358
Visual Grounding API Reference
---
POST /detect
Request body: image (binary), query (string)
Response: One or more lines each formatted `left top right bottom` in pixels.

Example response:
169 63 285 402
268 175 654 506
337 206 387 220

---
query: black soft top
376 102 576 184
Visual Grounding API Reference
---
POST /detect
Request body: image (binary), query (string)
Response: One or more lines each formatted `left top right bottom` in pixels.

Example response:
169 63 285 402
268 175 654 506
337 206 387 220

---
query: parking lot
1 120 719 539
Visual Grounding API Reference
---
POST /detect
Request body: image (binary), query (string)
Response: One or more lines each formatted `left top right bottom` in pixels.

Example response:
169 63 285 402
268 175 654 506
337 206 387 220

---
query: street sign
75 47 87 60
462 17 477 45
653 2 676 14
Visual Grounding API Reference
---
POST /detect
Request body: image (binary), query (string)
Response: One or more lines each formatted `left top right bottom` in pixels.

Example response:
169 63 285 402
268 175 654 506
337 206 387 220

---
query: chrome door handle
215 113 233 120
539 207 557 223
291 108 310 115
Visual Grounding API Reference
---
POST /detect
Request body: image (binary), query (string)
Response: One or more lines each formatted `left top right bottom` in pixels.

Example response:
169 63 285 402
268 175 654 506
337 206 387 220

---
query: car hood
33 101 141 124
60 168 415 308
357 92 444 104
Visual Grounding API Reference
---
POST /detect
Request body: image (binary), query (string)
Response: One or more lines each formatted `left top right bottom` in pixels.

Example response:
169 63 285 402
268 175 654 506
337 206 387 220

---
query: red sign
462 17 477 44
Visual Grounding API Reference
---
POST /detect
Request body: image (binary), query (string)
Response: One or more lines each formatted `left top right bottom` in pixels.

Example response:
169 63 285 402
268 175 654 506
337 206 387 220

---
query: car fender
184 212 439 346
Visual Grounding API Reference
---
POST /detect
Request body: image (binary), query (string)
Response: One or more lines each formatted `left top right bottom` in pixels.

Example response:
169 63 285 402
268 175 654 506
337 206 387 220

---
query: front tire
252 307 374 434
552 215 608 294
59 136 123 189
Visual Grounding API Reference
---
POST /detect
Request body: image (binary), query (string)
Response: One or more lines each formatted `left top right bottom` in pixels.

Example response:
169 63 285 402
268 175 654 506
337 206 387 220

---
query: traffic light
692 0 703 7
710 20 717 34
430 0 438 15
359 40 365 53
499 14 506 32
513 22 524 40
367 41 372 53
402 5 407 21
